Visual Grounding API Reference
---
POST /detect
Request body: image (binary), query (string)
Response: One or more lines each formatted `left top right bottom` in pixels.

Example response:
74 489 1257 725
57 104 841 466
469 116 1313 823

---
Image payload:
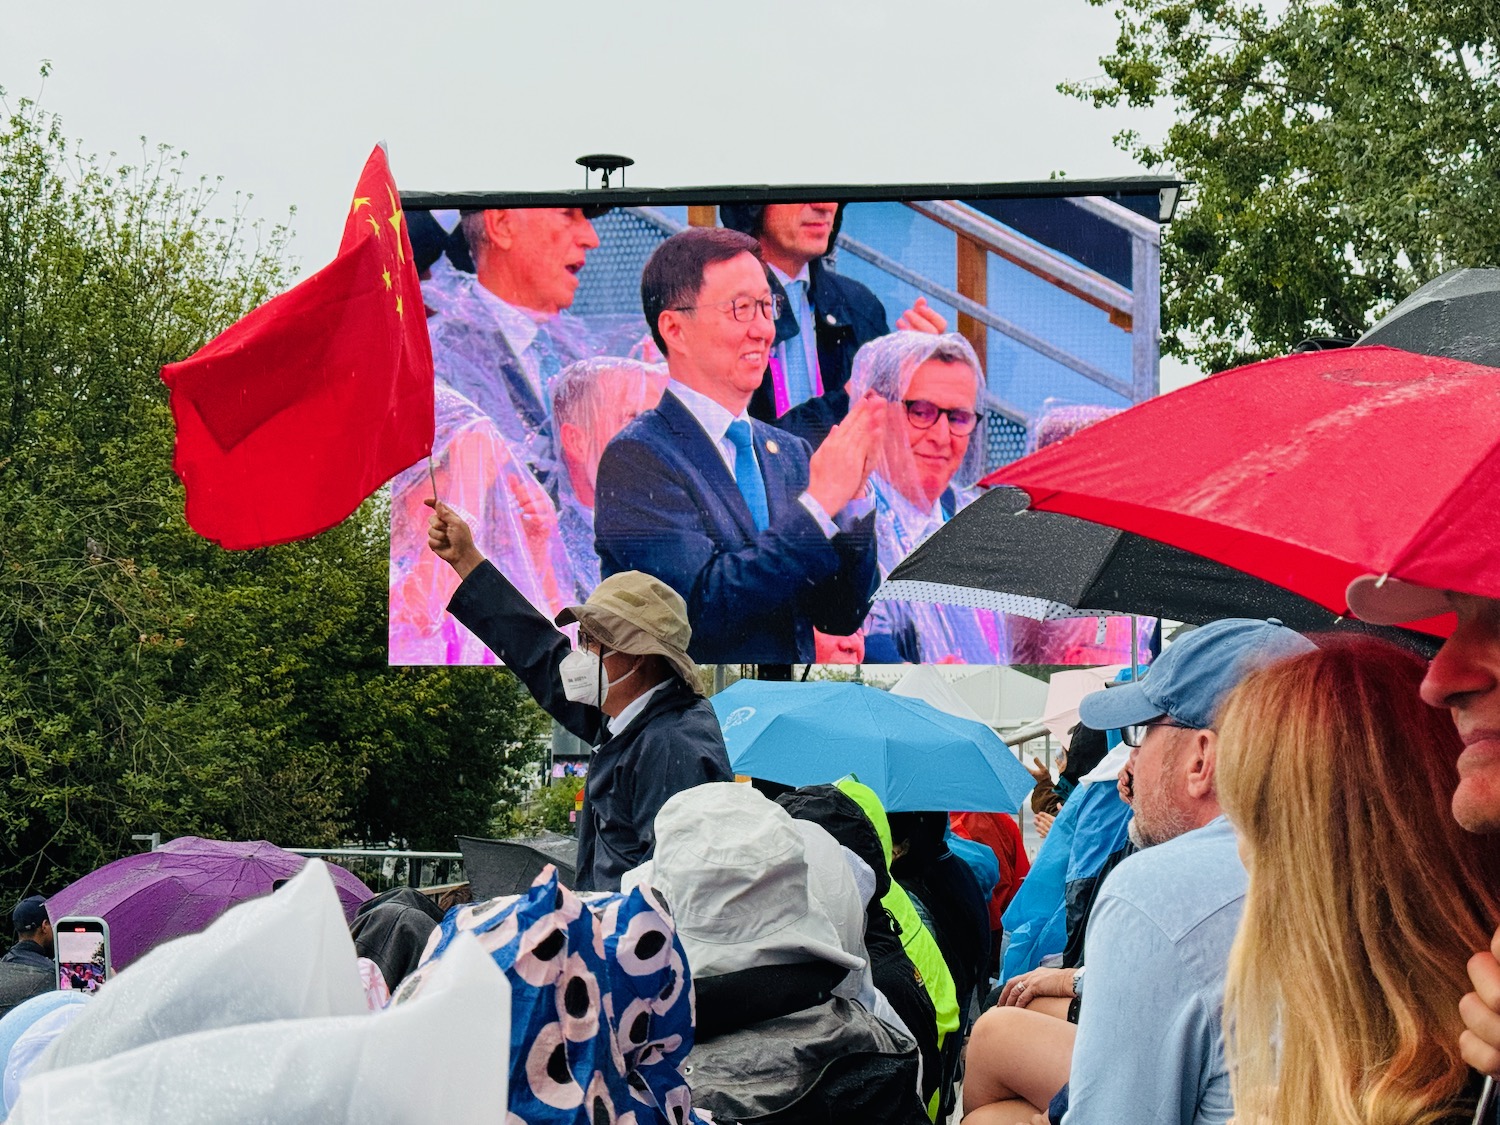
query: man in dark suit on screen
593 227 885 664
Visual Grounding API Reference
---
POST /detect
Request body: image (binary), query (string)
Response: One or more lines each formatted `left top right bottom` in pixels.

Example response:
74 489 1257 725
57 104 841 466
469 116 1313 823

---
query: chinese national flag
161 145 434 549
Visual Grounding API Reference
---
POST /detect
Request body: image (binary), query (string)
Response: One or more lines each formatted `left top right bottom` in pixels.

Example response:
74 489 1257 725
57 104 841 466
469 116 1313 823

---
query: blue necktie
780 279 814 409
725 420 770 532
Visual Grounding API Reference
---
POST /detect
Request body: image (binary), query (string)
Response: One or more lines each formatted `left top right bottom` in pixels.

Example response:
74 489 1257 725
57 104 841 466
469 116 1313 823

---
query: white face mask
559 647 638 708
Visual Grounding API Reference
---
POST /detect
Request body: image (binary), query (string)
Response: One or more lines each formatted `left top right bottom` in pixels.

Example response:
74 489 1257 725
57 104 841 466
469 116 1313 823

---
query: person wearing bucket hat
427 502 732 892
719 203 945 451
1346 579 1500 1085
962 618 1314 1125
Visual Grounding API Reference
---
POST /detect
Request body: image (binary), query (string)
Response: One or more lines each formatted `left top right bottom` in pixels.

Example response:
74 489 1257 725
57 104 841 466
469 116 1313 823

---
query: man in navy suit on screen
593 227 885 664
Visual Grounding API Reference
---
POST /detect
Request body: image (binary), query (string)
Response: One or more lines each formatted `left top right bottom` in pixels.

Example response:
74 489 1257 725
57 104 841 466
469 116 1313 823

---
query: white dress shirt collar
606 679 670 737
469 280 541 357
666 380 752 476
666 379 856 540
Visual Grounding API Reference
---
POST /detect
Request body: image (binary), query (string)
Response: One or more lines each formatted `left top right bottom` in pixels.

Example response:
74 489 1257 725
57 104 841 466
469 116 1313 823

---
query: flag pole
427 456 439 505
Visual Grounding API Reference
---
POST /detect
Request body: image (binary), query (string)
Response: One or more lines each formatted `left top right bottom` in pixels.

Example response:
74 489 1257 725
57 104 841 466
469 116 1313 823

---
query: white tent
945 667 1049 732
887 665 1049 735
888 665 991 726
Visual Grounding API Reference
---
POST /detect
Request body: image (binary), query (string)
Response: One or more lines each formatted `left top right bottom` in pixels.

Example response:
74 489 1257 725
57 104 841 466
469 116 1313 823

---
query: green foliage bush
499 777 585 838
0 85 548 902
1067 0 1500 370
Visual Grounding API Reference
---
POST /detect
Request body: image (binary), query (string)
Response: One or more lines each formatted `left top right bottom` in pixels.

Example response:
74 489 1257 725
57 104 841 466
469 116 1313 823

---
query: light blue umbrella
712 680 1036 812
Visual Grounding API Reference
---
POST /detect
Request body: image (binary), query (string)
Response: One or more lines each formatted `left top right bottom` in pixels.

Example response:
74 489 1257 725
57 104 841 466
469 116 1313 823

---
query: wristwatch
1072 966 1086 999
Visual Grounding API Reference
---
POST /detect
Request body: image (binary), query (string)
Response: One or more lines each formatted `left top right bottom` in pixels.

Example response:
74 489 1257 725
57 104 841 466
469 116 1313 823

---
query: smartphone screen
55 918 110 992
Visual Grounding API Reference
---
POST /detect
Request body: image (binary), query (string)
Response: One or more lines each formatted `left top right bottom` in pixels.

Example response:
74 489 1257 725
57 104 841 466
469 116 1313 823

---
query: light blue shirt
769 262 821 409
1063 815 1246 1125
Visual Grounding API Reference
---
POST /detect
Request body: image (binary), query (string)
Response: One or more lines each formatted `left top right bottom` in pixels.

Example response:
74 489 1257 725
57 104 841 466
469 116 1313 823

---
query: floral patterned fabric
393 867 707 1125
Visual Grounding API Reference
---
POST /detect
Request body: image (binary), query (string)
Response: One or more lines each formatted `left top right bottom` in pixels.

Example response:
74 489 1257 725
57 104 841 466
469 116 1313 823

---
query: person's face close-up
579 634 637 683
1126 719 1195 847
891 358 977 503
500 207 600 315
758 203 837 270
1420 593 1500 834
673 252 775 398
814 629 865 664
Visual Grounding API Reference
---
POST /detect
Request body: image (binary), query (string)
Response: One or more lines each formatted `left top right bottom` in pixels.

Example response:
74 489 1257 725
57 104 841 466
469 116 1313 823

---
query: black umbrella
1357 268 1500 367
879 486 1437 655
457 831 579 899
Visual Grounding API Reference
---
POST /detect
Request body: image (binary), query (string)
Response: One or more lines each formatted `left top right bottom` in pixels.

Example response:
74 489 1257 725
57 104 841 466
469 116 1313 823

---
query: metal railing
908 200 1135 320
628 198 1159 408
838 198 1160 404
128 837 468 894
287 848 465 892
836 228 1126 405
1066 195 1163 404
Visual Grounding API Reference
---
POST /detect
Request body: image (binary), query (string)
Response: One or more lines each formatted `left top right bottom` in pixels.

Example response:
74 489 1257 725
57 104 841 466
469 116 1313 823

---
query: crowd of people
417 216 1500 1123
4 212 1500 1122
6 575 1499 1123
421 379 1500 1125
957 599 1500 1125
390 207 1138 667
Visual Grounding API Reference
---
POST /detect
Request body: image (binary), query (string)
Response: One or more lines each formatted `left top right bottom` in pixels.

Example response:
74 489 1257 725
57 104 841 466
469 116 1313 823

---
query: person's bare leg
1024 995 1072 1021
961 1098 1045 1125
962 1006 1075 1115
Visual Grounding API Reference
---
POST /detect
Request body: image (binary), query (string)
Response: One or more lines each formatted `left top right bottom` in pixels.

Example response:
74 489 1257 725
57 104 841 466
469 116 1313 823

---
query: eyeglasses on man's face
903 399 978 435
1120 717 1197 748
672 293 785 323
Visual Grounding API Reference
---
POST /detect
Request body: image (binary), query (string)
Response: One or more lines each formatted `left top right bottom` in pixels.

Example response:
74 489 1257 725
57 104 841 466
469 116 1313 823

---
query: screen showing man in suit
594 227 885 664
390 194 1164 667
720 202 949 451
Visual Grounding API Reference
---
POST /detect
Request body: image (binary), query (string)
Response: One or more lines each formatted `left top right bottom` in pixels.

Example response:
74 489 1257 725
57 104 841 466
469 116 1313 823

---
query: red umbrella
983 346 1500 637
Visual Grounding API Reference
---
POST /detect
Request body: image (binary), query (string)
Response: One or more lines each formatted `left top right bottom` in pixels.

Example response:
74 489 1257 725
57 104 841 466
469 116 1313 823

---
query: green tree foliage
0 88 548 901
1065 0 1500 371
500 777 585 837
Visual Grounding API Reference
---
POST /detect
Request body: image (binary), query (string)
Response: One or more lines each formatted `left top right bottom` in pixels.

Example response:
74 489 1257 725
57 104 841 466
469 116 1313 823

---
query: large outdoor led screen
389 190 1166 667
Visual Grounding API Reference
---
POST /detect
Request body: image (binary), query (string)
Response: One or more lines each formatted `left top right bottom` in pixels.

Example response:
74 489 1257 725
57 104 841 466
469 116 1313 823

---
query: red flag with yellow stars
161 145 434 549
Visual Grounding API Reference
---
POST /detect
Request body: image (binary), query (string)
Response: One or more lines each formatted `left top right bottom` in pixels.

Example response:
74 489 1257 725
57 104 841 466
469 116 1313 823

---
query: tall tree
0 86 547 901
1066 0 1500 371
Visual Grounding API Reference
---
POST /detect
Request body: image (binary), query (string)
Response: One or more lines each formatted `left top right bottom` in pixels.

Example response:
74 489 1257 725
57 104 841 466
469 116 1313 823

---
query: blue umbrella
712 680 1036 812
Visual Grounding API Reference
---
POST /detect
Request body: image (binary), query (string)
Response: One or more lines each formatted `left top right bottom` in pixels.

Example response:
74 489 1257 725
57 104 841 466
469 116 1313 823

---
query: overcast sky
5 0 1198 384
4 1 1184 246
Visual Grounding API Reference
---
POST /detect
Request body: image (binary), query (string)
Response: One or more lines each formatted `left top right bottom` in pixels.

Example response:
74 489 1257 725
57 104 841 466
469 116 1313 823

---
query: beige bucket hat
555 571 702 693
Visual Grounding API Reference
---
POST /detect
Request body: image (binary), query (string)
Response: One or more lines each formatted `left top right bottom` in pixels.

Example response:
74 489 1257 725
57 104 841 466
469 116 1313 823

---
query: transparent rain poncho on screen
848 331 1013 663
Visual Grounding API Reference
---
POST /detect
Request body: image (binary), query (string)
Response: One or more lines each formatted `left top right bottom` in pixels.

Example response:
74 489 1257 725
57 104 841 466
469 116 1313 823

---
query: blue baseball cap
11 896 47 933
1078 618 1316 732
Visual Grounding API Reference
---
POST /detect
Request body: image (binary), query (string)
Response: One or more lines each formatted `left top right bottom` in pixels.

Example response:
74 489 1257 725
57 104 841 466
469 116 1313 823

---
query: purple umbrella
47 837 373 970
